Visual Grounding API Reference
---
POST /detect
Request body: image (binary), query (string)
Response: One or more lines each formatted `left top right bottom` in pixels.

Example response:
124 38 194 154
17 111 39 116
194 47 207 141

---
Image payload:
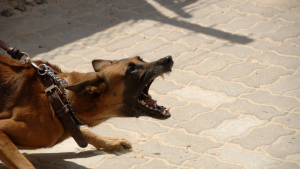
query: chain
37 64 84 125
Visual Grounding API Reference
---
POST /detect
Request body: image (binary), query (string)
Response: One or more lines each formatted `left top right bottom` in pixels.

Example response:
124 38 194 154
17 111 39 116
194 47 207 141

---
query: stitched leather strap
0 39 23 60
41 74 88 148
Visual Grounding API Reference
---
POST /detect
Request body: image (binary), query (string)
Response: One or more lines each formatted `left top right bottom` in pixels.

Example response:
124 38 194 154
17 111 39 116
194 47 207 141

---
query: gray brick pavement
0 0 300 168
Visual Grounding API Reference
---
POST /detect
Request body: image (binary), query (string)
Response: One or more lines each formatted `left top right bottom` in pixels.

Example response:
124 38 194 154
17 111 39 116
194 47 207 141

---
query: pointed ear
65 76 107 94
92 59 113 72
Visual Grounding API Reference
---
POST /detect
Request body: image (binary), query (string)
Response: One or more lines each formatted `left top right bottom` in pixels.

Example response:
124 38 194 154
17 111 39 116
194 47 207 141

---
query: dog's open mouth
138 71 171 119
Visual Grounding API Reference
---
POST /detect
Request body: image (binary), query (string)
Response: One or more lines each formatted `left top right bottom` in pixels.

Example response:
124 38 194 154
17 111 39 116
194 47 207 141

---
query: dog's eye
128 66 137 74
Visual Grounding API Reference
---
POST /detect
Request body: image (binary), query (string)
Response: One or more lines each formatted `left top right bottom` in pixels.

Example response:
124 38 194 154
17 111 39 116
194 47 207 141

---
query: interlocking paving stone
230 124 295 150
163 69 200 85
134 140 199 165
153 129 222 154
216 15 267 33
157 30 215 47
249 51 300 70
96 34 146 52
183 156 245 169
269 43 300 56
107 118 169 137
143 43 195 61
211 60 265 81
287 154 300 163
177 109 237 134
285 90 300 100
244 38 280 51
192 77 253 97
241 90 300 111
220 99 287 121
187 54 243 76
276 10 300 22
202 41 261 58
268 162 300 169
170 86 234 107
263 133 300 159
233 1 285 18
274 113 300 130
0 0 300 168
207 144 281 169
287 37 300 46
261 72 300 95
266 22 300 42
54 150 107 169
252 0 300 10
235 66 294 88
160 102 212 127
203 116 265 142
92 153 148 169
150 79 183 95
173 49 218 70
195 9 246 27
118 38 171 57
133 159 177 169
238 18 288 38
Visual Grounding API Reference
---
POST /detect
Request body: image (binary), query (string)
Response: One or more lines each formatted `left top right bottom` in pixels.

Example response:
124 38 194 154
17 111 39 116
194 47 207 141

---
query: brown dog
0 54 173 169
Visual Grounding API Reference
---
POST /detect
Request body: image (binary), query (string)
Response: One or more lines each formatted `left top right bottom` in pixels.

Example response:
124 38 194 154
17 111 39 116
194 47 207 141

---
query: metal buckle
45 84 62 94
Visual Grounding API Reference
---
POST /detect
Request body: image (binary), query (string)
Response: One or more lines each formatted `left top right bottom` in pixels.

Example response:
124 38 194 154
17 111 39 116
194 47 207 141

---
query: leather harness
0 39 88 148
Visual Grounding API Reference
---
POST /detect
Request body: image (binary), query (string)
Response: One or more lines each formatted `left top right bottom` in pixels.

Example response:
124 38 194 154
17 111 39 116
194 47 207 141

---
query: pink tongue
144 98 157 105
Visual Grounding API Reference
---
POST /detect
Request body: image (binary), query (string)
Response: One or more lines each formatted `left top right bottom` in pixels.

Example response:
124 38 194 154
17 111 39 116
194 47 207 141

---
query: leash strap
41 74 88 148
0 39 24 60
0 39 88 148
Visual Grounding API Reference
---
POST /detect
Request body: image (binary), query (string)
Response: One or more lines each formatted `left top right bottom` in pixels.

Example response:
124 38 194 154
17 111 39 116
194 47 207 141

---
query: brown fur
0 54 173 169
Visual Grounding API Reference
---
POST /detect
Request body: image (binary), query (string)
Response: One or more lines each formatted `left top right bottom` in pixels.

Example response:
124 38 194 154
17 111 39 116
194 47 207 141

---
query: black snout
162 55 173 66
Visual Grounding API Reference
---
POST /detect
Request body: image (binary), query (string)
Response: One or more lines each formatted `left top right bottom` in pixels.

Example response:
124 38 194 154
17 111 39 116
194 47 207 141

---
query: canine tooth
162 110 166 115
141 100 146 105
166 72 170 76
166 107 170 111
160 74 164 80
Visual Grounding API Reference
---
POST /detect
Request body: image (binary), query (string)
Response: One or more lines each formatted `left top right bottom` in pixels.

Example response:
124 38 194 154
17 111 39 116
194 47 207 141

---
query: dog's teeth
147 94 152 99
145 105 149 108
160 74 164 80
165 72 170 76
141 100 146 105
166 107 170 111
162 110 166 115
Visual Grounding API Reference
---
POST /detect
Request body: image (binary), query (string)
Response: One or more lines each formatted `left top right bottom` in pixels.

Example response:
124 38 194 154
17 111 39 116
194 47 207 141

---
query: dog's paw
99 137 132 151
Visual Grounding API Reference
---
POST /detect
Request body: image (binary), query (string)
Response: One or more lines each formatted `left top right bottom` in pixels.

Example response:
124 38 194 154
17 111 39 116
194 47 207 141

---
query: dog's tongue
144 98 157 105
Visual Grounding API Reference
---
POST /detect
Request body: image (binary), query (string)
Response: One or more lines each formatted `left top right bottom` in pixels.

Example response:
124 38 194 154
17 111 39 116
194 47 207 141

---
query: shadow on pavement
0 0 253 58
19 149 132 169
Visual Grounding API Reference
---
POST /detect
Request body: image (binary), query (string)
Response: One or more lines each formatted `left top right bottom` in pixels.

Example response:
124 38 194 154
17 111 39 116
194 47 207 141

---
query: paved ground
1 0 300 168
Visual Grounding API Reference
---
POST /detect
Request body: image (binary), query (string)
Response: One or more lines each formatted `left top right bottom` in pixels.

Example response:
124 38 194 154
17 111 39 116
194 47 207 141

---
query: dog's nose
165 55 173 64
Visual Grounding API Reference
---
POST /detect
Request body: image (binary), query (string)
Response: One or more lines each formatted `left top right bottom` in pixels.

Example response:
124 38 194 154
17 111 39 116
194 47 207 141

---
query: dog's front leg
0 131 35 169
80 128 132 151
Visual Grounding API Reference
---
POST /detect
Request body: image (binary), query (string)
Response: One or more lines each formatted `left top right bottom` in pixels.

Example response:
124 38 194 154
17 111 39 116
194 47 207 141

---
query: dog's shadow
0 149 132 169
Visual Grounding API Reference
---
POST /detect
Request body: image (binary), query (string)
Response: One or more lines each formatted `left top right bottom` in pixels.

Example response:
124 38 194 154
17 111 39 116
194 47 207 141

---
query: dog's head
66 56 173 123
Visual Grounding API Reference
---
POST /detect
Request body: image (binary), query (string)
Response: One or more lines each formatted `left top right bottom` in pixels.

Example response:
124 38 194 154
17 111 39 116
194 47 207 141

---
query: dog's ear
92 60 113 72
65 76 107 94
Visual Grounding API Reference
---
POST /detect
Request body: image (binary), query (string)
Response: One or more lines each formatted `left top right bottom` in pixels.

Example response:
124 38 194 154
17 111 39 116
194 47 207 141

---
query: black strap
41 74 88 148
0 38 88 148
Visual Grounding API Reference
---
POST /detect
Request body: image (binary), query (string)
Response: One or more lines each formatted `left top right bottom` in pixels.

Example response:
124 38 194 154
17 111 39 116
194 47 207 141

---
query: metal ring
37 64 48 75
21 52 44 71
